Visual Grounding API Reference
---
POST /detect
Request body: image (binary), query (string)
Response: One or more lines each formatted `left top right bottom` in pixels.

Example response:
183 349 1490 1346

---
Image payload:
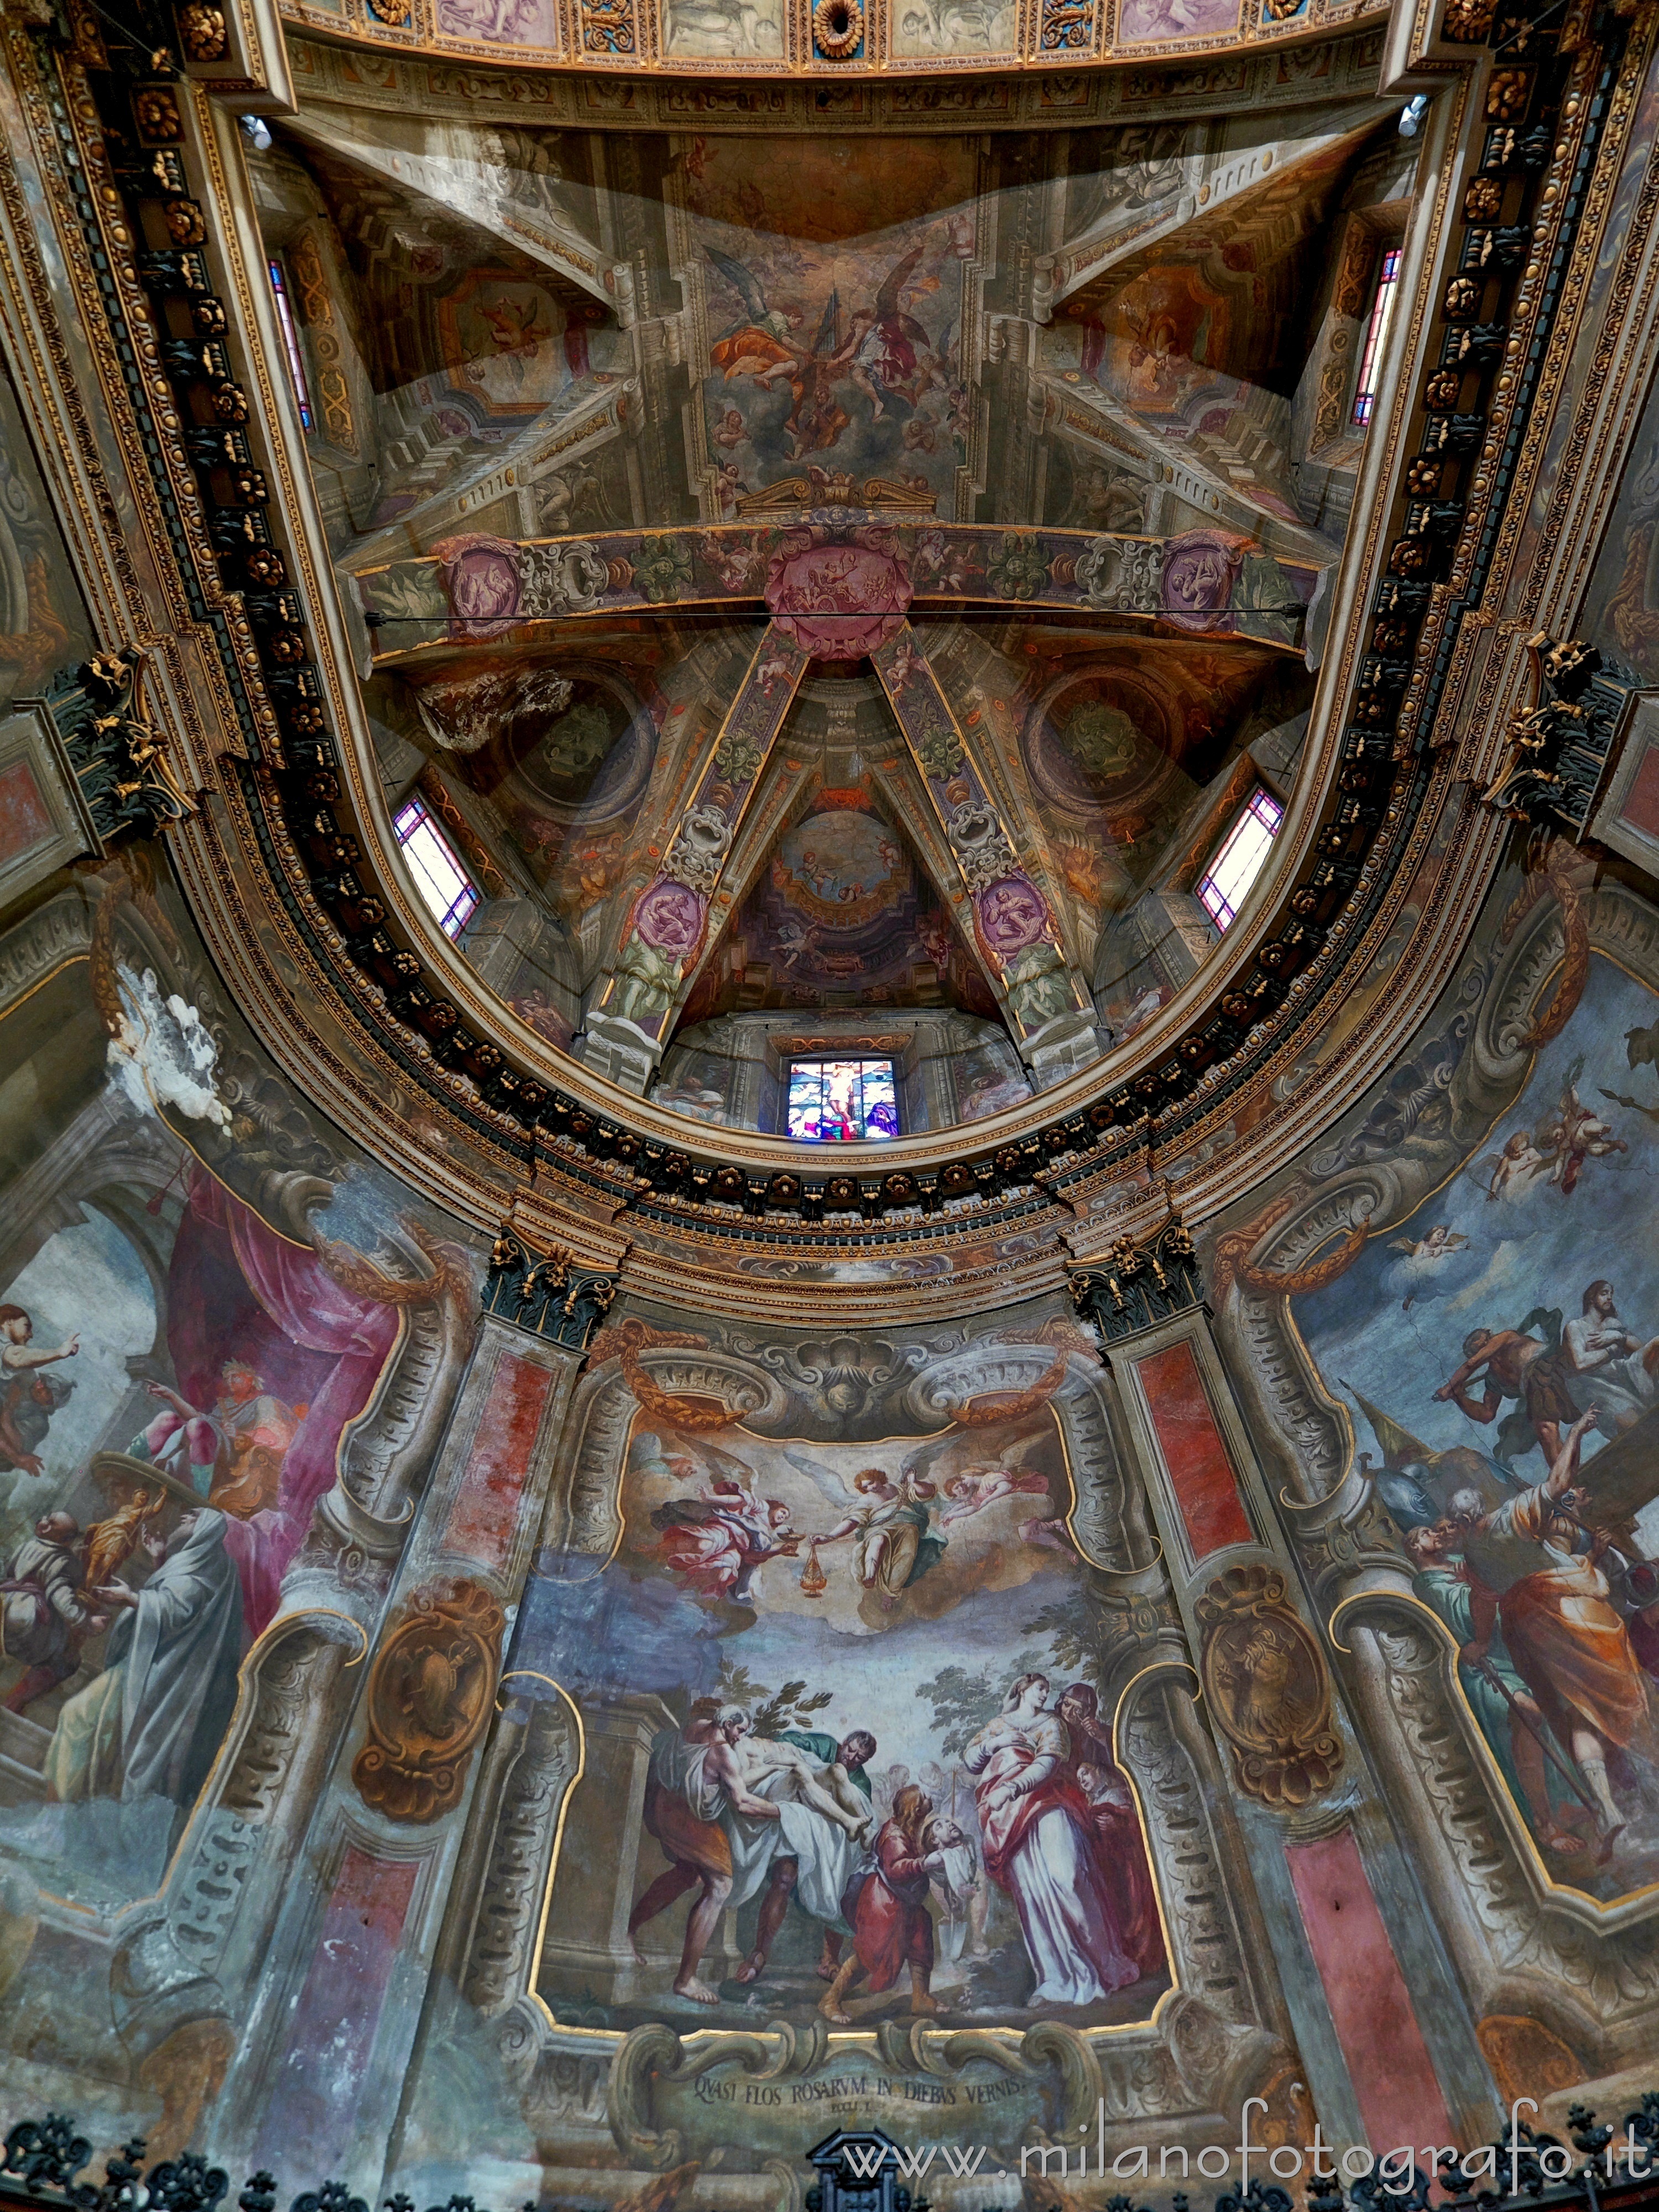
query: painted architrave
585 621 811 1088
1109 1310 1266 1586
1104 1305 1383 2142
1133 1337 1255 1562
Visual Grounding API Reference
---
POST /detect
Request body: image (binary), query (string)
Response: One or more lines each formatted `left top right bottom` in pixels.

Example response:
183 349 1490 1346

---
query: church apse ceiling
254 95 1403 1135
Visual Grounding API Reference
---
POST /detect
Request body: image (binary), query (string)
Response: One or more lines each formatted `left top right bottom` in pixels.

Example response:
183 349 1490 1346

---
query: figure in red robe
819 1783 950 2022
1057 1682 1166 1981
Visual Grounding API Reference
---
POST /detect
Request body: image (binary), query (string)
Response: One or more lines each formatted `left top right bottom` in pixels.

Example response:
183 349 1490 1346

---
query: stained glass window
1196 787 1283 932
267 257 315 432
393 795 481 938
786 1059 899 1142
1351 243 1402 429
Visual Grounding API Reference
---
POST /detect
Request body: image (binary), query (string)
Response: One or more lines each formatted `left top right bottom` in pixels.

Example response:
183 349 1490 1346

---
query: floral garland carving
589 1316 744 1430
1211 1193 1370 1302
1498 837 1593 1050
312 1221 474 1307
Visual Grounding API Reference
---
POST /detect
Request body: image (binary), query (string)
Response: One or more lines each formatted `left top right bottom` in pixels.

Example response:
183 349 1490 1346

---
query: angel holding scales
784 1441 952 1606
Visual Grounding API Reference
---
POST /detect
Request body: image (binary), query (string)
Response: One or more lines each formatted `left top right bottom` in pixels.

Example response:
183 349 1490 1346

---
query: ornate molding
351 1577 506 1823
51 648 199 845
482 1227 620 1354
1068 1200 1203 1344
1196 1562 1343 1809
1478 634 1641 839
8 0 1641 1335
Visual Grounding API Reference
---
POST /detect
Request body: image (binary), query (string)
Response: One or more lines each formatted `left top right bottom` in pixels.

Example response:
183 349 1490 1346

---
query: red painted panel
254 1847 418 2176
1135 1339 1253 1557
1286 1828 1456 2157
441 1349 554 1570
1620 742 1659 839
0 760 54 866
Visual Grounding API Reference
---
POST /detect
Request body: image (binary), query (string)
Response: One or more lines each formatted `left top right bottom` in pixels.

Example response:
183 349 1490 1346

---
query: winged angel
703 239 950 462
1474 1057 1629 1203
783 1438 954 1606
643 1433 801 1604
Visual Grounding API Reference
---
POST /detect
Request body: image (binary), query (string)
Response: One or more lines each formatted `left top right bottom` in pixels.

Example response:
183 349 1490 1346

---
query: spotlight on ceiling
240 114 274 151
1399 94 1431 137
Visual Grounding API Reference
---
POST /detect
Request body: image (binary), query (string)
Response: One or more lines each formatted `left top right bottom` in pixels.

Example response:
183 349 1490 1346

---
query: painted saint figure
1 1511 108 1715
130 1364 304 1516
1402 1518 1582 1857
963 1672 1137 2006
1559 1279 1659 1434
1453 1406 1659 1859
627 1705 785 2006
1055 1682 1166 1980
786 1444 950 1605
0 1305 79 1479
44 1507 243 1817
818 1783 951 2022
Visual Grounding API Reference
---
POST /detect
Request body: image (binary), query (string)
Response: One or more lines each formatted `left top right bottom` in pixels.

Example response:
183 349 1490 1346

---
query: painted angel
1475 1127 1552 1204
783 293 852 460
937 1442 1053 1524
1385 1223 1474 1312
646 1437 799 1603
783 1439 952 1605
703 244 804 388
1544 1063 1627 1193
829 241 947 420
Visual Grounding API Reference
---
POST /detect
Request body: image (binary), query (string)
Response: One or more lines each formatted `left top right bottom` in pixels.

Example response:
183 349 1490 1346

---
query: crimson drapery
168 1169 403 1636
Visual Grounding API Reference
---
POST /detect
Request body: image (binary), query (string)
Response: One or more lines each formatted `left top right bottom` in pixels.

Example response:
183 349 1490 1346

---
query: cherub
1386 1223 1473 1311
1017 1513 1073 1553
1391 1224 1470 1261
1478 1127 1551 1203
937 1450 1052 1524
1546 1066 1626 1194
713 405 748 451
755 647 795 697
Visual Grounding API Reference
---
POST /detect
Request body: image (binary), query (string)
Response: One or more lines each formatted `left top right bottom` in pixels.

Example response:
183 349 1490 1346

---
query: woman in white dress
963 1672 1135 2006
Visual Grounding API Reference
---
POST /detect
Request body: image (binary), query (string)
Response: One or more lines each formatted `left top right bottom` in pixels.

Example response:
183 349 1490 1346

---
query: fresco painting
683 140 978 513
1115 0 1241 41
519 1396 1170 2030
0 872 470 1909
664 0 785 56
0 364 95 717
1296 952 1659 1901
890 0 1019 59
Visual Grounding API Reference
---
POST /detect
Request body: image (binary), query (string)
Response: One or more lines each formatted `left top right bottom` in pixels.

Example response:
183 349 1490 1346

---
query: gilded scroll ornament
1068 1203 1203 1344
352 1579 505 1823
1196 1563 1342 1808
482 1226 619 1352
53 650 197 845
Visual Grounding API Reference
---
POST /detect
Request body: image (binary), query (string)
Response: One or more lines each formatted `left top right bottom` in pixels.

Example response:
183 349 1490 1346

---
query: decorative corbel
1068 1199 1204 1345
482 1222 620 1353
50 648 199 846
